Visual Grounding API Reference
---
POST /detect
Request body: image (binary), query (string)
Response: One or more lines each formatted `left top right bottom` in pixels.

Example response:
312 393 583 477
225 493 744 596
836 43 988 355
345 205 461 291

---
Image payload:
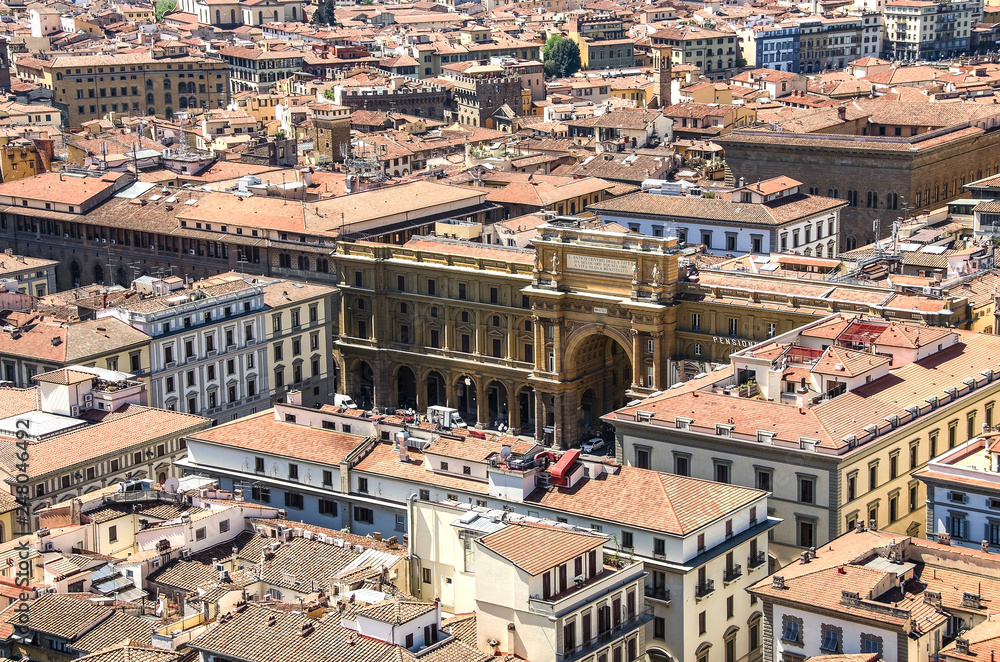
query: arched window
179 97 188 109
189 97 197 109
846 235 857 251
279 253 292 268
146 92 155 105
297 255 308 270
816 245 823 257
163 77 171 89
231 8 236 22
258 11 263 23
215 9 220 22
866 191 878 208
146 78 153 89
165 107 173 120
847 190 858 207
316 258 329 273
292 6 297 19
886 192 898 210
164 92 172 105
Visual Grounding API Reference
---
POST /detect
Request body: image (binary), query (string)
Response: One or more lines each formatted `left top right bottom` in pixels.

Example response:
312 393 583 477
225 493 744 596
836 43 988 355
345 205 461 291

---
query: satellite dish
499 446 512 460
163 477 180 493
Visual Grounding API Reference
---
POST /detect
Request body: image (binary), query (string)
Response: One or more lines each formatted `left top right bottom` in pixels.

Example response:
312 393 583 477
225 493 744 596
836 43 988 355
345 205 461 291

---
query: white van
333 394 358 409
426 405 468 429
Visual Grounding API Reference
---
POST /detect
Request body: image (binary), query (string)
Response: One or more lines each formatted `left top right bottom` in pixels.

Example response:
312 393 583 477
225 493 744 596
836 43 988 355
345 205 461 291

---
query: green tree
550 39 581 77
543 34 563 60
154 0 176 21
311 0 337 25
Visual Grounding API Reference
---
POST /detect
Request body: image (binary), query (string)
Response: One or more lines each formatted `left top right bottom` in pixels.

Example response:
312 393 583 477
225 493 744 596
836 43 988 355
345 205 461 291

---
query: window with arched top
297 255 308 270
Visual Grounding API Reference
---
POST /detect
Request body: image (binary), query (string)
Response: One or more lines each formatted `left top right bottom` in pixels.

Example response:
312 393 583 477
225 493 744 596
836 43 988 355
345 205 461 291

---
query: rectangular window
674 454 690 476
284 492 303 509
109 525 118 543
319 499 338 516
255 457 265 472
799 477 814 504
715 462 731 484
354 506 374 524
288 464 298 480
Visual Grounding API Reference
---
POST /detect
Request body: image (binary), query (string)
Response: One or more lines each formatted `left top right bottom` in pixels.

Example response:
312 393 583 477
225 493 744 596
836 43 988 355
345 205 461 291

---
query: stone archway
454 374 478 425
425 370 445 409
396 365 417 410
560 329 633 443
348 359 374 410
485 380 508 429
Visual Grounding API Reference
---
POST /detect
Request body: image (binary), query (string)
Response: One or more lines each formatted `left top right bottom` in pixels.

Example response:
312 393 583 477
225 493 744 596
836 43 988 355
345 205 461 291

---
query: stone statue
550 253 560 275
631 261 639 284
651 264 662 287
534 251 542 272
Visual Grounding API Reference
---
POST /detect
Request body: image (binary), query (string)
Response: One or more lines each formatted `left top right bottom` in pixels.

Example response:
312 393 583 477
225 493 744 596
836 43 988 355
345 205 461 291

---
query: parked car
582 438 605 454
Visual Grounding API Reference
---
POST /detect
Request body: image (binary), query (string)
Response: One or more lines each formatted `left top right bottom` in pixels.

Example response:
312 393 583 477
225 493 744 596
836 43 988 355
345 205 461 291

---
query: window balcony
695 579 715 599
723 564 743 583
644 585 671 604
556 605 654 662
748 551 767 569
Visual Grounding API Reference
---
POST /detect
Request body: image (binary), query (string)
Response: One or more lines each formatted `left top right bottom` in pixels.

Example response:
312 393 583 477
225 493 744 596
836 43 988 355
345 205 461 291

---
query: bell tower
652 48 672 108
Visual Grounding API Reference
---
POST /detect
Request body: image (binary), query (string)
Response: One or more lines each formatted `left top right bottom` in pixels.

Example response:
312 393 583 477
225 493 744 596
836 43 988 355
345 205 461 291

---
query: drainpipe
407 492 419 598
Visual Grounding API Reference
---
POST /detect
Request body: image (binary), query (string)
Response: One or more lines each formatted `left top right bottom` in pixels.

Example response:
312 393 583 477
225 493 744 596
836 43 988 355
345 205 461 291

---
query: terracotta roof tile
478 522 606 575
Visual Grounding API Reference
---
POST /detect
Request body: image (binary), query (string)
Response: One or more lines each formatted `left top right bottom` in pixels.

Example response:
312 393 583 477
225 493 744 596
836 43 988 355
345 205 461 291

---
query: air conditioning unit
82 393 93 409
70 404 79 417
101 238 107 243
189 249 196 255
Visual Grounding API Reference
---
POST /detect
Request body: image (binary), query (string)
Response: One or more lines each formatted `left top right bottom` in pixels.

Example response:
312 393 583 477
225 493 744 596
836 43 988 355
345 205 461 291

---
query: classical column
534 390 545 442
508 387 520 433
506 314 516 360
552 323 562 374
652 331 663 390
532 316 543 371
443 321 451 351
475 317 484 356
552 392 565 450
630 328 641 389
476 381 489 428
415 372 426 413
445 379 457 409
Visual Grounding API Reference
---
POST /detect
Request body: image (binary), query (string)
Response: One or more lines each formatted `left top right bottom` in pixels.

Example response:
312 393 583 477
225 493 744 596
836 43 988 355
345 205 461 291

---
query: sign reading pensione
566 254 633 276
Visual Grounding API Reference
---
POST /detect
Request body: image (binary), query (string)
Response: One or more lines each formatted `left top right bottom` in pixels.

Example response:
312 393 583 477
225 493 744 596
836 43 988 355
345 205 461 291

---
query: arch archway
116 266 127 286
560 329 632 443
455 375 477 424
516 385 534 435
70 261 81 287
486 380 508 429
350 360 374 409
93 263 104 284
426 370 445 408
396 366 417 410
646 648 673 662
